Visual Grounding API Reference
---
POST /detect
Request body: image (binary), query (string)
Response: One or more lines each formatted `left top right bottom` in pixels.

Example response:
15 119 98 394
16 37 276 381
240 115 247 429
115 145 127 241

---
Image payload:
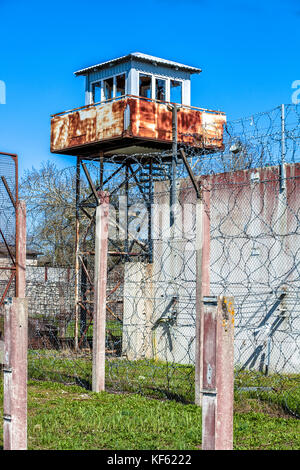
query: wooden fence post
201 295 234 450
195 189 210 406
92 191 109 392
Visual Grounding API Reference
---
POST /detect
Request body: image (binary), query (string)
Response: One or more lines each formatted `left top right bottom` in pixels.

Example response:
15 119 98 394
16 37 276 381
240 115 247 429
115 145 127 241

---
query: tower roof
74 52 202 76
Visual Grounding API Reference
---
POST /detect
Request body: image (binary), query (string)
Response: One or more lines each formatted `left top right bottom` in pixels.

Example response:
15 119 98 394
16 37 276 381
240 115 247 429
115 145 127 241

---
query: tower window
170 80 182 104
103 77 113 101
139 74 152 98
92 82 101 103
155 78 166 101
116 74 126 97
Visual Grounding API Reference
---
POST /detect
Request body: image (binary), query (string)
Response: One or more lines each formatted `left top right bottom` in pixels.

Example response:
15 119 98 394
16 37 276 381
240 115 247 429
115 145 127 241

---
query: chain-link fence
22 104 300 418
0 153 18 308
0 152 18 447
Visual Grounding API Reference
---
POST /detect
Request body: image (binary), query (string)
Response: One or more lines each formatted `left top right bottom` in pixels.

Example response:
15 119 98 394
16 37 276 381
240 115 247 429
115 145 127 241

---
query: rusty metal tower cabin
50 52 226 349
51 52 226 158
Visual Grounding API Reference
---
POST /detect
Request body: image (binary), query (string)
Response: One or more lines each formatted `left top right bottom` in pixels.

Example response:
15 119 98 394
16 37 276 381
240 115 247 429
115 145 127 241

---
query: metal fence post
201 295 234 450
170 105 178 229
92 191 109 392
280 103 286 192
74 157 81 351
16 200 26 298
195 188 210 406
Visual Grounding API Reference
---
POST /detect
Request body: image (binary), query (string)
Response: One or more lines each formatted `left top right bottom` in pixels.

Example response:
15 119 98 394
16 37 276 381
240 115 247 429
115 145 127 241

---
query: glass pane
116 74 126 97
92 82 101 103
103 77 113 100
155 78 166 101
139 74 152 99
170 80 182 104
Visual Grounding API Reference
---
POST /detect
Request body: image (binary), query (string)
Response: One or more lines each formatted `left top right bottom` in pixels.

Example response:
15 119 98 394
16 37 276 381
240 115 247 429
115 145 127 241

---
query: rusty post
124 164 129 259
92 191 109 392
80 257 88 347
3 297 28 450
201 295 234 451
170 105 178 229
15 200 26 298
148 158 153 263
195 188 210 406
99 153 104 190
74 157 80 350
280 104 286 192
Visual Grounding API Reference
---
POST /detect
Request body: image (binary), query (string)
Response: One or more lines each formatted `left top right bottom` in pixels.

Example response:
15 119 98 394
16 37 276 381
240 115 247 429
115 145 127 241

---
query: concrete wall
122 262 153 360
122 163 300 374
25 267 75 320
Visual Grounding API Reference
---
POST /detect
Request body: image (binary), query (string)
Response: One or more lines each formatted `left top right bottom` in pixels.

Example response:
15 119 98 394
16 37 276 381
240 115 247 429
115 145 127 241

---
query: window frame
138 73 153 100
90 71 185 105
155 77 167 102
102 76 114 101
91 81 102 104
138 72 184 104
115 73 126 98
170 79 183 105
90 72 127 104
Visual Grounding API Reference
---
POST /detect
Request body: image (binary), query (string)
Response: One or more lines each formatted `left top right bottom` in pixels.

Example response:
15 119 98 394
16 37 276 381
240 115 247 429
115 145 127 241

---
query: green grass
0 379 299 450
1 351 299 450
63 319 122 340
234 368 300 417
26 382 202 450
106 319 123 338
27 350 300 415
27 350 195 402
233 412 300 450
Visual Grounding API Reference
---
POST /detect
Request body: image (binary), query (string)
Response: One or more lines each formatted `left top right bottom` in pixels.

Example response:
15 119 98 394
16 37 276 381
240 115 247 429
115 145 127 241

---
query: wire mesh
0 153 17 306
21 104 300 418
0 152 18 445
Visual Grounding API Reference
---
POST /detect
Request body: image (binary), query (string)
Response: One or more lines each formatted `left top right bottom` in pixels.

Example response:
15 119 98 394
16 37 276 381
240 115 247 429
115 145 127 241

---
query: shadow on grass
28 371 92 391
29 370 193 405
146 387 192 404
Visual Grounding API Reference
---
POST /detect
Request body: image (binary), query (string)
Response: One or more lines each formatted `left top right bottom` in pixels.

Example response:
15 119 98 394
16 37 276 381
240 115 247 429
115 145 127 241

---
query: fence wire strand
13 104 300 418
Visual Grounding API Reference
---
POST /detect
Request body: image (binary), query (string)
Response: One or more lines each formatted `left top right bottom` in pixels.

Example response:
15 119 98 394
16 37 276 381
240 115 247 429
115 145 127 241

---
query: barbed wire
15 103 300 417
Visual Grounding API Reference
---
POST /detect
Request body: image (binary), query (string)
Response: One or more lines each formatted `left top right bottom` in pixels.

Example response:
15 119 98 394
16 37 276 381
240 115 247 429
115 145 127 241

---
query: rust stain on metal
202 306 217 391
50 96 226 155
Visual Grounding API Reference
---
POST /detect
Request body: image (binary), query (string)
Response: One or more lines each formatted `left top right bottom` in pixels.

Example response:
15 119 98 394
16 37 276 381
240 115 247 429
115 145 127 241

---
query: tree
20 161 80 266
19 160 141 267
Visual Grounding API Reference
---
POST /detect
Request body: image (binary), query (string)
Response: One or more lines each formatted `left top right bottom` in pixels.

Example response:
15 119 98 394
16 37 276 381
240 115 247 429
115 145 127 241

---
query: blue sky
0 0 299 177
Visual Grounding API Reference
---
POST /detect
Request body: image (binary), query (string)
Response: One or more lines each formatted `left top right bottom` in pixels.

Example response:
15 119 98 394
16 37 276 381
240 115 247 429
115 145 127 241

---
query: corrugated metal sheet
74 52 201 76
50 96 226 155
88 61 130 83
